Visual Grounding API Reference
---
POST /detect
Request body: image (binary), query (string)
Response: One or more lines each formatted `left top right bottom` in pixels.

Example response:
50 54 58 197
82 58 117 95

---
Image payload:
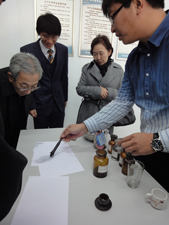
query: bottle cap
111 134 118 140
95 193 112 211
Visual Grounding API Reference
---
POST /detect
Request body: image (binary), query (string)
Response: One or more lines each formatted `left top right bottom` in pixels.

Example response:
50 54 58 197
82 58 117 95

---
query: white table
1 128 169 225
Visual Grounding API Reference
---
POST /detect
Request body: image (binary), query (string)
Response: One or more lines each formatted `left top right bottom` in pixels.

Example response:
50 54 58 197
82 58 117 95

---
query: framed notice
79 0 113 57
116 40 139 60
35 0 74 56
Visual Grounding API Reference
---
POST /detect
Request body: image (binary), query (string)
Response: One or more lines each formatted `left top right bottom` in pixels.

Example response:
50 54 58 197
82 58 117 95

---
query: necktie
47 49 54 64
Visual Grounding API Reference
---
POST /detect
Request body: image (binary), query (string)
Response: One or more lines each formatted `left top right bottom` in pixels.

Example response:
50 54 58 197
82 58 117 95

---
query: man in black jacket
0 1 42 221
0 52 42 148
0 52 42 221
0 134 28 221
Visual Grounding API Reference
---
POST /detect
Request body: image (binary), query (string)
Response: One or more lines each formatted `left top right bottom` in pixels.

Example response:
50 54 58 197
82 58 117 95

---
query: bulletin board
35 0 74 56
116 40 139 60
79 0 113 57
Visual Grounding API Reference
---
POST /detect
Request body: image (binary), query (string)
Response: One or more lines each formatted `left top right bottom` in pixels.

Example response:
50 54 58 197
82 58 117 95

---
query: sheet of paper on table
11 176 69 225
31 142 84 177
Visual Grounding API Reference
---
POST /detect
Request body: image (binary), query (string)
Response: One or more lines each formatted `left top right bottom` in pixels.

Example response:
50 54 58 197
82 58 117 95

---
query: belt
83 96 101 106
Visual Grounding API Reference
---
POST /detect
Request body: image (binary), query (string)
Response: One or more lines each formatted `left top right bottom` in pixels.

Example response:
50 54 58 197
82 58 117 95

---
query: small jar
93 149 109 178
119 150 126 167
107 134 118 154
111 138 122 161
121 153 133 176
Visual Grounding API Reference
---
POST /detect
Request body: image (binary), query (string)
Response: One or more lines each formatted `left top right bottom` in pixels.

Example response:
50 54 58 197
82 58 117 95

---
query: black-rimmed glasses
109 0 131 26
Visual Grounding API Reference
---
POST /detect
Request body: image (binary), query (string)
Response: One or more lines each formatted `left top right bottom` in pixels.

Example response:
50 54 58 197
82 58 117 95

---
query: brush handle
50 138 63 157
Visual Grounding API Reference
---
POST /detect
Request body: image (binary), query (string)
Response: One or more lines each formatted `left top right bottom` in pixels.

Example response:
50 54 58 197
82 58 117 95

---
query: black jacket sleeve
0 134 27 221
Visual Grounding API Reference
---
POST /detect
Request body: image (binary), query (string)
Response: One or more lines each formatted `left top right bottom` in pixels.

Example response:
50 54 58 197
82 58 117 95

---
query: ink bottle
119 150 126 167
93 149 109 178
111 138 122 161
121 153 133 176
107 134 118 154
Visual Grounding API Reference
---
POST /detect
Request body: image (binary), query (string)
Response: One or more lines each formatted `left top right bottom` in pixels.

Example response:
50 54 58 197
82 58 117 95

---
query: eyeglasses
41 34 58 41
10 74 40 92
18 86 40 92
109 0 131 26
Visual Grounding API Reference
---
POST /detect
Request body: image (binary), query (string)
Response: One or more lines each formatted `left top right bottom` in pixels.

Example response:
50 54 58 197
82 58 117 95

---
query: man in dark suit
20 13 68 129
0 52 43 148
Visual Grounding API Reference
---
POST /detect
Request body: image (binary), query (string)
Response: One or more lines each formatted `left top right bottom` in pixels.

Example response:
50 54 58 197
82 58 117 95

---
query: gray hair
9 52 43 80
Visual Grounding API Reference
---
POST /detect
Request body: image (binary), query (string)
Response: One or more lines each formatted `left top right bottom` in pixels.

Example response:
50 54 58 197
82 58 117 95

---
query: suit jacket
20 39 68 117
0 67 31 148
76 60 124 124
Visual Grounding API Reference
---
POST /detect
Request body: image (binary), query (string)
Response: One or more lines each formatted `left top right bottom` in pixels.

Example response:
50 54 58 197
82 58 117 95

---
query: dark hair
90 35 113 58
102 0 165 17
36 13 61 36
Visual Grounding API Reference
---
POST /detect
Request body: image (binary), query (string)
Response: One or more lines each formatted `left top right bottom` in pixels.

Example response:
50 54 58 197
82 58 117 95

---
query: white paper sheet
31 142 84 177
11 176 69 225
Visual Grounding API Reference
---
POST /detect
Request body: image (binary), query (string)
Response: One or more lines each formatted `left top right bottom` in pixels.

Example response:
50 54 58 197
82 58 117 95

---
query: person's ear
108 49 112 56
7 72 13 83
134 0 143 15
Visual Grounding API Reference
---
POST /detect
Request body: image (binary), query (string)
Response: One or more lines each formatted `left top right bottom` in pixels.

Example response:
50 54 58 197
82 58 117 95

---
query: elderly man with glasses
0 52 42 148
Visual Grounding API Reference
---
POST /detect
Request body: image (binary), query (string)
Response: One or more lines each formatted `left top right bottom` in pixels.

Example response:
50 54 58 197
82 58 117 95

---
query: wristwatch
151 133 164 152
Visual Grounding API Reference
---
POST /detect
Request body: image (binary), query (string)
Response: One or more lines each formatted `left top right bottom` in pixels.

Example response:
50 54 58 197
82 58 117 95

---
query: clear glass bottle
107 134 118 154
93 149 109 178
104 129 110 149
111 138 122 161
119 149 126 167
121 153 133 176
93 131 106 150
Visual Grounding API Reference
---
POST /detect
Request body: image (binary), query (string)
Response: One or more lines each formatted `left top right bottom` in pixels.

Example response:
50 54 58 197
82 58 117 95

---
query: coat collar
87 60 120 84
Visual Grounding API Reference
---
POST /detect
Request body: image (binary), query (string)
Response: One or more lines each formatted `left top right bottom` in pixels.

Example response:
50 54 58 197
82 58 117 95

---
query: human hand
29 109 37 118
100 86 108 99
117 132 154 156
65 102 67 107
60 123 88 142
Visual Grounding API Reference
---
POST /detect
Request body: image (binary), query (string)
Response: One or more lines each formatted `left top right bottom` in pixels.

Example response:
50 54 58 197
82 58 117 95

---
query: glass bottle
93 131 106 150
121 153 133 176
119 150 126 167
104 129 110 149
93 149 109 178
107 134 118 154
111 138 122 161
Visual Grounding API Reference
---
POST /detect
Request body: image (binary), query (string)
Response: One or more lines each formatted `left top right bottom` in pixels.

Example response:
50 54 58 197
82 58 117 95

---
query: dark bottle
121 152 133 176
119 150 126 167
107 134 118 154
93 149 109 178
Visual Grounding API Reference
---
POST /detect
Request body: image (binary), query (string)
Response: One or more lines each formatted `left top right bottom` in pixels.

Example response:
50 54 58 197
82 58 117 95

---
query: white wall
0 0 169 138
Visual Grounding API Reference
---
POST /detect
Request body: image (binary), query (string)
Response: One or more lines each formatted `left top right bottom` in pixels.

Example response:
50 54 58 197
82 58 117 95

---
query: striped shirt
84 11 169 153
